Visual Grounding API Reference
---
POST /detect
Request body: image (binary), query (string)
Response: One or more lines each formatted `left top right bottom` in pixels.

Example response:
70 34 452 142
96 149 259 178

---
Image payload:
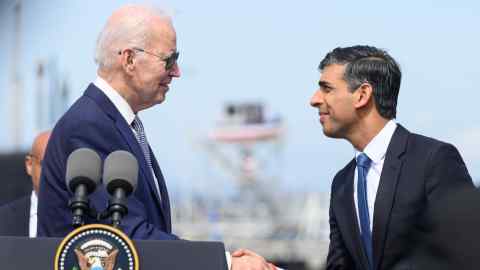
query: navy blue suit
37 84 177 240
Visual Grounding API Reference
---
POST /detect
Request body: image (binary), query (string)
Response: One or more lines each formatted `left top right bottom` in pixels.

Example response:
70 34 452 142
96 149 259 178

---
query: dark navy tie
357 153 373 269
131 116 162 200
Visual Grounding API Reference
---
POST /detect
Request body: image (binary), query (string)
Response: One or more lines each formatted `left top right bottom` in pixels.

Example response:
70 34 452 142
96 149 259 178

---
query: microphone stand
94 189 129 229
68 184 89 227
108 188 128 228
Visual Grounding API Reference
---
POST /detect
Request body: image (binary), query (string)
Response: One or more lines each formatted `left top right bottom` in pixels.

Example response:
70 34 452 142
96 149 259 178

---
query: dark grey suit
410 187 480 270
326 125 473 270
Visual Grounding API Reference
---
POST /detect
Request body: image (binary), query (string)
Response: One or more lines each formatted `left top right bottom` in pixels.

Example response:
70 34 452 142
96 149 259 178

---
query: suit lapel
334 160 370 270
84 84 167 223
372 125 409 270
150 149 172 232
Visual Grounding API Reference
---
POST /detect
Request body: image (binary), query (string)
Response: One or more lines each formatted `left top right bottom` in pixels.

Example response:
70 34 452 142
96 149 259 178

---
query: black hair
319 45 401 119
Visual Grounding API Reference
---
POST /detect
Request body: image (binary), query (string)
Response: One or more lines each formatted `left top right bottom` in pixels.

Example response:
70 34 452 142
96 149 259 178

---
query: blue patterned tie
131 116 161 199
357 153 373 270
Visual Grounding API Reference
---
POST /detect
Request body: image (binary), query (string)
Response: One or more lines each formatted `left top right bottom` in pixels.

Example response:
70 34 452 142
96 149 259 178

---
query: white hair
94 5 172 70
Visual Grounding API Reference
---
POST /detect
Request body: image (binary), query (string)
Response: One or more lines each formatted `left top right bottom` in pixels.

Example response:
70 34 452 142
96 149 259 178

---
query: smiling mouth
318 112 329 123
159 82 170 88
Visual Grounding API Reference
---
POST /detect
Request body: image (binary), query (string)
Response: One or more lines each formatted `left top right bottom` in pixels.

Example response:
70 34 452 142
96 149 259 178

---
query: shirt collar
30 191 38 216
355 120 397 163
94 76 136 125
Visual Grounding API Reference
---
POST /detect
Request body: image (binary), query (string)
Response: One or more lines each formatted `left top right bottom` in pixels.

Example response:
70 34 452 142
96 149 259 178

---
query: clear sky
0 0 479 193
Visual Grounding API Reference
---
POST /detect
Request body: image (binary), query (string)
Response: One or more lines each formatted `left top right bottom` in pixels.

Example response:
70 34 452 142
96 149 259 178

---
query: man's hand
231 249 277 270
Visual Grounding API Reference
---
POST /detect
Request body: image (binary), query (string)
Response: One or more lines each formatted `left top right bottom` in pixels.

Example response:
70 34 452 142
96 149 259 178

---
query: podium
0 236 228 269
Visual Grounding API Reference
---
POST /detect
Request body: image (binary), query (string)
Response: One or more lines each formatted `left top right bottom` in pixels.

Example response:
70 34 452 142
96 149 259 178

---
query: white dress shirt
29 191 38 238
93 77 162 199
94 76 136 127
353 120 397 232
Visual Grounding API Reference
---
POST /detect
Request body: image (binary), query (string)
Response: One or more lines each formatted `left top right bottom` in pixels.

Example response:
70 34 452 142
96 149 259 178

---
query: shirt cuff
225 251 232 270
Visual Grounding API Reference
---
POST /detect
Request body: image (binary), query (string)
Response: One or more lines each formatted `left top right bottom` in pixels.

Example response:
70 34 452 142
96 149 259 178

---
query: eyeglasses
128 47 179 70
26 153 43 166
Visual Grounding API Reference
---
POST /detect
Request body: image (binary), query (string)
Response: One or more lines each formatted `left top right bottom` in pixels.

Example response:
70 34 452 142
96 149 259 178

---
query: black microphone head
103 150 138 196
66 148 102 194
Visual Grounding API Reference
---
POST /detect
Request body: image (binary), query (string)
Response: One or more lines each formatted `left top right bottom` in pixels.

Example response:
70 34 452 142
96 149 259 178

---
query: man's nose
169 62 181 78
310 89 324 107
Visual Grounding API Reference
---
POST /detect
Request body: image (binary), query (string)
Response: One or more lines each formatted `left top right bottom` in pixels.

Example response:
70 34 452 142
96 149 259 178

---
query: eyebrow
318 80 332 88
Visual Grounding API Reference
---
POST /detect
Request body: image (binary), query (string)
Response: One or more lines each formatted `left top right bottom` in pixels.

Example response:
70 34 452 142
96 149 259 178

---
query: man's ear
354 83 373 109
25 156 33 177
120 48 136 74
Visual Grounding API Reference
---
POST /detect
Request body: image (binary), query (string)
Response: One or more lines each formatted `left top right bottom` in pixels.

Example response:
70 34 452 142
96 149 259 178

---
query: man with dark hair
310 45 473 270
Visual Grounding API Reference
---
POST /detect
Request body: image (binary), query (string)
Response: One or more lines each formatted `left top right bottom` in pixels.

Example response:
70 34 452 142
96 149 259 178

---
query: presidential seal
54 224 139 270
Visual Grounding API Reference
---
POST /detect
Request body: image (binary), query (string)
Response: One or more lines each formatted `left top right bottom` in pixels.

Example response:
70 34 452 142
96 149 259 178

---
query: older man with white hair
37 4 276 270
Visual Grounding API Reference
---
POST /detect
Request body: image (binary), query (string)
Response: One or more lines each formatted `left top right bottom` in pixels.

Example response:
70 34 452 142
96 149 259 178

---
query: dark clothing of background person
0 195 30 237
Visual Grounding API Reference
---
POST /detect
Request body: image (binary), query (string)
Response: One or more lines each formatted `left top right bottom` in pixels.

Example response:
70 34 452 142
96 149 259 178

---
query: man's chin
322 127 340 139
141 95 166 110
155 94 166 104
153 91 166 103
155 97 165 105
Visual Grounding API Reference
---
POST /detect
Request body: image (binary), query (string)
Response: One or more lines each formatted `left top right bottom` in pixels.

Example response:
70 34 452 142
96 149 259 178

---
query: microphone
66 148 102 227
103 150 138 228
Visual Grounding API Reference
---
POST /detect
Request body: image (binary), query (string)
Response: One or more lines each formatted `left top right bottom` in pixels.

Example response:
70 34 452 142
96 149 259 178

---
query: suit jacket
37 84 177 240
326 124 473 270
0 195 30 237
409 187 480 270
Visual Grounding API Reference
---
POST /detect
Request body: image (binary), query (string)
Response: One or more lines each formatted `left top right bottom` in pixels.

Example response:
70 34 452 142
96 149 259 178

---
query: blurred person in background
0 130 50 237
310 45 473 270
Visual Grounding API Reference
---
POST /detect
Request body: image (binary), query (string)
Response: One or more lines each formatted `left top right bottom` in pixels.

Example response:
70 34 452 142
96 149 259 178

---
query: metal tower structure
173 102 330 269
35 58 71 132
203 102 285 223
10 1 23 149
35 61 45 133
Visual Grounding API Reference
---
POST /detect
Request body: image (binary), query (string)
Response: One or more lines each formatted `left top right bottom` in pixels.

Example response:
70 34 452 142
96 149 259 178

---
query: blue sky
1 0 479 193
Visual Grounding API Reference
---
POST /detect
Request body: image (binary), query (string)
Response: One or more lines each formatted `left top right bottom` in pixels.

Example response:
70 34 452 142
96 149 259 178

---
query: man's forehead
151 16 175 35
150 24 177 50
320 64 346 80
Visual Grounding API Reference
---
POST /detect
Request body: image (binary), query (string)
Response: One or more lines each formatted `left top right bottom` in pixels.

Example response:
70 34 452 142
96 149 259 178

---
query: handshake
66 148 282 270
230 249 281 270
